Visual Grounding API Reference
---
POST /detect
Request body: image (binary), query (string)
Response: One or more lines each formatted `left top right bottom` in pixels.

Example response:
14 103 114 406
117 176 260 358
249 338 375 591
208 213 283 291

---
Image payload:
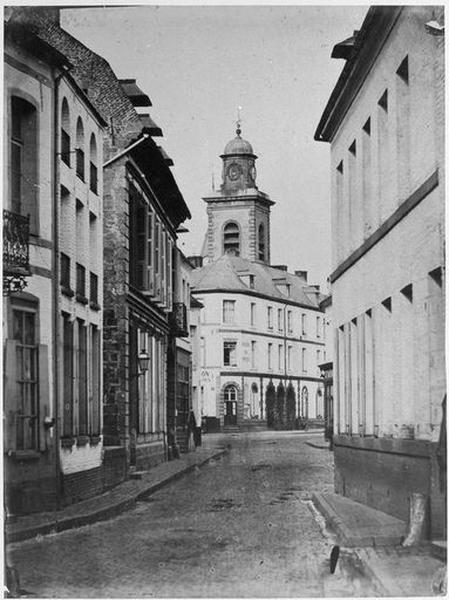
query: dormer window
223 221 240 256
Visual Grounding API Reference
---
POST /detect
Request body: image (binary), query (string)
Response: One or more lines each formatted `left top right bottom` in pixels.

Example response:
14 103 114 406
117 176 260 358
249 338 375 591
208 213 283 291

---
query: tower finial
236 106 242 136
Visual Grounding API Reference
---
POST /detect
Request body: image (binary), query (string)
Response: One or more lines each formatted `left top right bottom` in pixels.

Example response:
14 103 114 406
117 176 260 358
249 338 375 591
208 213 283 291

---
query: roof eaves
314 6 402 143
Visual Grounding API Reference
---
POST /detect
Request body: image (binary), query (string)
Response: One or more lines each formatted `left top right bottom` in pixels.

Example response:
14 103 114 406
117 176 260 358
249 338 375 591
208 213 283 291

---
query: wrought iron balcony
3 209 30 295
169 302 188 337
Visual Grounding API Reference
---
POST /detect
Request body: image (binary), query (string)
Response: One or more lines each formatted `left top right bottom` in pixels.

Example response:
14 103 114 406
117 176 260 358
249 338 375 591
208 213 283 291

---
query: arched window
10 96 38 233
89 133 98 194
250 383 259 419
301 386 309 419
258 223 265 261
224 384 237 403
223 221 240 256
76 117 85 181
61 98 71 166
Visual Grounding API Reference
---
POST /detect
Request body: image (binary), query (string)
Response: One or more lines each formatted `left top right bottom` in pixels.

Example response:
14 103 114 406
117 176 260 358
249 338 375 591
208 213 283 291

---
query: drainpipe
52 67 66 510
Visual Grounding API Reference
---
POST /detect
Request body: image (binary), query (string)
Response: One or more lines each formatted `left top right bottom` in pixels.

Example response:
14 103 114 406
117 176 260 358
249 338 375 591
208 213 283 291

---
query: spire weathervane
236 106 242 136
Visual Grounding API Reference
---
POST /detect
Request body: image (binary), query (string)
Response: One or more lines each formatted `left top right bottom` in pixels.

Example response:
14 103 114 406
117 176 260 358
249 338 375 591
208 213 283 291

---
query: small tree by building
286 382 296 429
276 381 286 430
266 380 276 428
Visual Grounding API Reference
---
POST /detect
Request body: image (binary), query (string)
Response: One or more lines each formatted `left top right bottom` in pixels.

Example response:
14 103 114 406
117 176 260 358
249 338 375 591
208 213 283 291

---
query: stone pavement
313 492 446 596
6 444 229 544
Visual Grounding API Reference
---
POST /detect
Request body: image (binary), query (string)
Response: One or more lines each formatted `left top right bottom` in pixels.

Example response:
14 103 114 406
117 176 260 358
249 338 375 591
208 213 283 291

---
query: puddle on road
251 463 272 472
207 497 242 512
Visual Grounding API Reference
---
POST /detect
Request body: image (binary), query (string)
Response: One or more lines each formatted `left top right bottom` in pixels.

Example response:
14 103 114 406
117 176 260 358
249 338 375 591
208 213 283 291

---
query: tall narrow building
191 125 326 432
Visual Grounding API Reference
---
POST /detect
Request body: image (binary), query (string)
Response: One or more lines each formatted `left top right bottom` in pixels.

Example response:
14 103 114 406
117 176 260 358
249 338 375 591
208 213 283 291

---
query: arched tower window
10 96 38 233
61 98 71 166
89 133 98 194
223 221 240 256
258 223 265 261
76 117 85 181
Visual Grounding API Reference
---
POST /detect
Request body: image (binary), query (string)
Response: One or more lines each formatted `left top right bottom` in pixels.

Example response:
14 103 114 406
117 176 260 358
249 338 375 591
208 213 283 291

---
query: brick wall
62 466 103 506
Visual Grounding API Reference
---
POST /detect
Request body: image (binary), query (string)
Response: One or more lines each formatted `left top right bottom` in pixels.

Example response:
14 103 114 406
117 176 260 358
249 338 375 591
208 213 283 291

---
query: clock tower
203 124 275 263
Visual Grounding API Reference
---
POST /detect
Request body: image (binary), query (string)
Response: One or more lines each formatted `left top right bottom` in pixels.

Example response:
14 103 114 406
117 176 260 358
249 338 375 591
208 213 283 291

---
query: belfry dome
223 134 254 156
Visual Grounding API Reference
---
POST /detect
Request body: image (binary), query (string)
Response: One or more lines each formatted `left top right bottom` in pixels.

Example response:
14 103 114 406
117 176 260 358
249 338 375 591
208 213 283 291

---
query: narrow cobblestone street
8 431 379 598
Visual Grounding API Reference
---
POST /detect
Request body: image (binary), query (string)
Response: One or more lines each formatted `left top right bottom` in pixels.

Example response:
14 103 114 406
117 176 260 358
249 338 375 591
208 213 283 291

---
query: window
129 186 147 290
223 221 240 256
11 96 38 232
317 349 321 366
287 310 292 333
267 306 273 329
89 133 98 194
223 300 235 324
300 386 309 419
287 346 292 371
251 341 256 368
90 272 98 305
323 317 326 340
316 316 321 338
90 325 101 436
223 341 237 366
277 308 283 331
76 117 85 181
250 302 256 326
268 343 273 369
60 253 71 289
301 314 307 335
278 344 283 370
77 319 88 435
258 224 265 261
61 98 71 167
302 348 307 372
76 263 86 300
12 308 39 450
62 313 73 436
224 385 238 403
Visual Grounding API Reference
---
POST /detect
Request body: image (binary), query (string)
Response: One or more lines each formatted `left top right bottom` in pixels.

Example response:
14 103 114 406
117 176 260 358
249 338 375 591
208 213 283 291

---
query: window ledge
61 285 75 298
76 293 89 305
8 450 40 461
76 173 85 183
90 435 101 446
61 436 75 449
77 435 90 447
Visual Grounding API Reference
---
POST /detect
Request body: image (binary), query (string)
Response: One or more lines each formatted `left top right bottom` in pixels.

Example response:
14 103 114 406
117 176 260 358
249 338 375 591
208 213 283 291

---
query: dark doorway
224 385 238 426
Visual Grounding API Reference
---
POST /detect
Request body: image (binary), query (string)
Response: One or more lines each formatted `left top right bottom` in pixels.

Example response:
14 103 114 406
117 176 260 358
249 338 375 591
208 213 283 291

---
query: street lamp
138 349 150 374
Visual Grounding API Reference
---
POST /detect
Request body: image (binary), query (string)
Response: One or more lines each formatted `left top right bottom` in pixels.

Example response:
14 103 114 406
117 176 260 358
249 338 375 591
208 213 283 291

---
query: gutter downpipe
52 66 66 510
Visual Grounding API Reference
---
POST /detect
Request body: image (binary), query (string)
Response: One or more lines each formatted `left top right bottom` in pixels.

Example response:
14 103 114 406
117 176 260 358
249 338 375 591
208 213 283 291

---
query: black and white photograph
3 1 446 597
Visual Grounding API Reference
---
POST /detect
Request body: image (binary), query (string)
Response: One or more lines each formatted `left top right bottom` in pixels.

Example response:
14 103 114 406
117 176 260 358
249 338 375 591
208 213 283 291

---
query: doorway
224 384 238 426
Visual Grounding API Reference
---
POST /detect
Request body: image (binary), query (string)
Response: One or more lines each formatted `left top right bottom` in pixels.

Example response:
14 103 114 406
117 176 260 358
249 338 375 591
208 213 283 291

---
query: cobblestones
8 431 378 597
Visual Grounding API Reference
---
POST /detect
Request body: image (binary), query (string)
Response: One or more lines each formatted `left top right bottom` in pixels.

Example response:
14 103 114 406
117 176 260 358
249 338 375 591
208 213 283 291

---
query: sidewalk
6 444 229 544
313 492 446 596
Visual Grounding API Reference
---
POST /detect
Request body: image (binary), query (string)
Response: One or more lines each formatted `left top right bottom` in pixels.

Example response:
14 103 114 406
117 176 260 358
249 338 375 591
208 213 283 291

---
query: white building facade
315 6 445 538
191 127 325 431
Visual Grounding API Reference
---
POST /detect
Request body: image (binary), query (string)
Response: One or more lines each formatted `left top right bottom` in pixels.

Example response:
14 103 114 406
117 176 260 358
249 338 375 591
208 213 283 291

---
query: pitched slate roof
191 255 324 309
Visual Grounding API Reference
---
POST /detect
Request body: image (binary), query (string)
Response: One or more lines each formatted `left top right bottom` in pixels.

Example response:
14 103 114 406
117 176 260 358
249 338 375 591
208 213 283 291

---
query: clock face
249 165 257 181
227 162 242 181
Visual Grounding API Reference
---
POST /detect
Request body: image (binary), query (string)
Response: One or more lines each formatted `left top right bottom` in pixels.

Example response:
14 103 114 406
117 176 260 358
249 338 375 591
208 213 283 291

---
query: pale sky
62 4 369 289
